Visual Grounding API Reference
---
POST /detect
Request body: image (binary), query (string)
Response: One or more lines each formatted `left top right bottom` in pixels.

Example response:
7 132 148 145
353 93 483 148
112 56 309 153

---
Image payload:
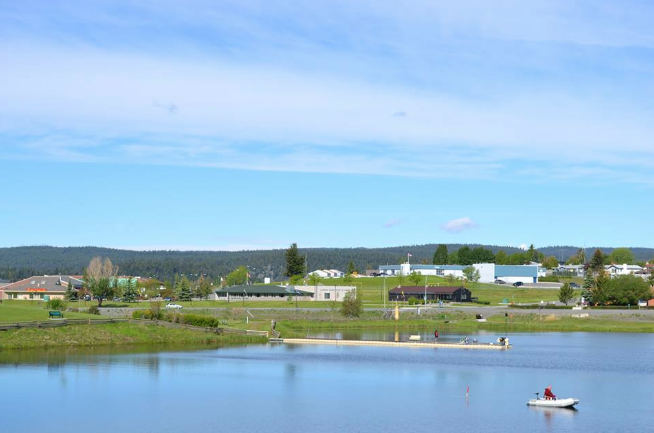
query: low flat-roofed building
291 285 356 301
215 285 314 301
388 285 472 302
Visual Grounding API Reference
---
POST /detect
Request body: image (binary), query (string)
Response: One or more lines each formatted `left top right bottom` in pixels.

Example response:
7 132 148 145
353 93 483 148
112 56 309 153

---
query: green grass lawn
0 322 267 349
0 300 100 322
313 275 567 305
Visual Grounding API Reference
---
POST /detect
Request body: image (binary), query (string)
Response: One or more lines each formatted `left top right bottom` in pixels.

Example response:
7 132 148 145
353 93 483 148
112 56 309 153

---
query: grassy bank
0 300 102 322
0 322 267 349
262 310 654 335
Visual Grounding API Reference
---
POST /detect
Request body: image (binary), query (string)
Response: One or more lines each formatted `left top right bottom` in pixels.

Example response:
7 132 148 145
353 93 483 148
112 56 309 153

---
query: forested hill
0 245 652 283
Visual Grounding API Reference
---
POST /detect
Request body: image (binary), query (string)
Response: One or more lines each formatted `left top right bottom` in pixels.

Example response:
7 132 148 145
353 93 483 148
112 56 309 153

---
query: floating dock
271 337 511 350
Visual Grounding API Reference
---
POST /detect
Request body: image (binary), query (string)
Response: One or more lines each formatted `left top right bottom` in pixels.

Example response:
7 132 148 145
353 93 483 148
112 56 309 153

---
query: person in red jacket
544 385 556 400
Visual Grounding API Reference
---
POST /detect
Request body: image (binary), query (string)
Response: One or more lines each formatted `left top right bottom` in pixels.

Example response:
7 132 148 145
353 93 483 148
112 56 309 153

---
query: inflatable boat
527 397 579 408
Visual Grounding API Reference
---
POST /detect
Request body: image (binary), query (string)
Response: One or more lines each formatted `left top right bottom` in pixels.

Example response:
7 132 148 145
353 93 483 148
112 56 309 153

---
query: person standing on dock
434 330 439 340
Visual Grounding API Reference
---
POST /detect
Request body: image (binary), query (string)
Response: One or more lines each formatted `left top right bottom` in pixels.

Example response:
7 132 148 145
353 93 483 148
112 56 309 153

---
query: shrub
87 305 100 315
539 276 560 283
340 290 362 318
45 299 66 311
180 314 221 328
132 309 163 320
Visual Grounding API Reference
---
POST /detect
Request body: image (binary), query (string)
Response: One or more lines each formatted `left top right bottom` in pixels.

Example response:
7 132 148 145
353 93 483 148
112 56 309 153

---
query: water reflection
1 333 653 433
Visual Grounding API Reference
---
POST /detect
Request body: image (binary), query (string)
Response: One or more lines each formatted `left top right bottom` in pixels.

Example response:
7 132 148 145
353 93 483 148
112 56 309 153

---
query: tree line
1 244 652 283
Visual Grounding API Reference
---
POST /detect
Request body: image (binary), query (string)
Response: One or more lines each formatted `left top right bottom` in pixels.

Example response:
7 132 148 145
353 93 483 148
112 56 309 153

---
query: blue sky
1 0 653 250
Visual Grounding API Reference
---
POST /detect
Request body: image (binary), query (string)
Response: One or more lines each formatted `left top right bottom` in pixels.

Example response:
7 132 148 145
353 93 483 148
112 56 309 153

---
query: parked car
84 295 91 301
512 281 524 287
569 282 580 288
164 297 172 302
165 303 183 309
494 279 507 285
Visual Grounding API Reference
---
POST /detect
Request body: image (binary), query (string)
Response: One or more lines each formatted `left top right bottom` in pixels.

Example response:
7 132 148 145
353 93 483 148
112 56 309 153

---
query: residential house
0 276 74 300
308 269 345 278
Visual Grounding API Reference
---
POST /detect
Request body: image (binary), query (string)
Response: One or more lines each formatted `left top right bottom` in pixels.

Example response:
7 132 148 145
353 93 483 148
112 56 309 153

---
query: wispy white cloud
383 219 402 229
441 217 477 234
1 1 654 186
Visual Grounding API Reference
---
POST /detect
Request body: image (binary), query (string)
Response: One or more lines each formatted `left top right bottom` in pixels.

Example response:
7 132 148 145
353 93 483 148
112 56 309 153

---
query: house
605 264 643 277
474 264 539 284
291 285 356 301
308 269 345 278
214 285 314 301
0 276 75 300
388 285 472 302
555 265 585 277
379 263 465 278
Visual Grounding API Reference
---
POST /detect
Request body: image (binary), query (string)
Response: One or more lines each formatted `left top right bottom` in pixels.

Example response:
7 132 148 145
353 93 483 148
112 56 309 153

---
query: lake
2 331 652 433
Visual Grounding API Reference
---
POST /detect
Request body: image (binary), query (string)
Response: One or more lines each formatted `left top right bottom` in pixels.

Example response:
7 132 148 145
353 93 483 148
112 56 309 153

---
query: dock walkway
273 337 510 350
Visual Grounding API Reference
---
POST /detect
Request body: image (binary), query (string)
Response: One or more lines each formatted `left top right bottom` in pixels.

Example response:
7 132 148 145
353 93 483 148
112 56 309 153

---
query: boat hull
527 398 579 408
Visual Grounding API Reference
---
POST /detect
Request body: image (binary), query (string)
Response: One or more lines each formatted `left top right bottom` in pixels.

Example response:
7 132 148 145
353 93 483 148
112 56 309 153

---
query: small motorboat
527 393 579 408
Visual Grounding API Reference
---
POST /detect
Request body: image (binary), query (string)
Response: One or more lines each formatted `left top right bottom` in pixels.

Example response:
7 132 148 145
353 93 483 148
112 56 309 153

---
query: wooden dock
272 338 511 350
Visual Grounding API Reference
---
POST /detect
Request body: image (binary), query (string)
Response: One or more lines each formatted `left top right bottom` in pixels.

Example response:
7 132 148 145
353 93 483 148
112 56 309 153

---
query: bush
340 290 362 318
87 305 100 315
45 299 66 311
473 300 491 305
180 314 221 328
132 309 163 320
539 276 560 283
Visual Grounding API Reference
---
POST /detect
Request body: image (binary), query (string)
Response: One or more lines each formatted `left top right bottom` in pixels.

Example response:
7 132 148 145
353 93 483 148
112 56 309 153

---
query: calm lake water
2 331 653 433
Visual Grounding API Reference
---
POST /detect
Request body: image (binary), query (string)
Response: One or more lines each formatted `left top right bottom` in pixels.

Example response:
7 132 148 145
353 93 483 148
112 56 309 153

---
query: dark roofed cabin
388 286 472 302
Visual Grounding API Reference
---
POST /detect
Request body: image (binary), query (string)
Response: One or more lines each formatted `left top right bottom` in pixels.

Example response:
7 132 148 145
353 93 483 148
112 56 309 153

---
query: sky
1 0 653 251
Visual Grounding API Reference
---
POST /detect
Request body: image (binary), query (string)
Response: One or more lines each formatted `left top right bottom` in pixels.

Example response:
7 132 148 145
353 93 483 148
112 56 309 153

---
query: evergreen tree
558 283 575 305
528 244 538 262
194 276 212 299
123 277 138 302
590 249 606 273
447 251 459 265
64 283 77 301
347 261 357 275
432 244 448 265
581 266 595 304
176 276 193 301
592 270 610 305
284 243 305 278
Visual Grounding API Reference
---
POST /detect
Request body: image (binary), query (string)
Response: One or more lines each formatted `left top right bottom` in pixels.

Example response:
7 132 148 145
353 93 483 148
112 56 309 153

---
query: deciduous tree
85 256 118 307
608 248 635 265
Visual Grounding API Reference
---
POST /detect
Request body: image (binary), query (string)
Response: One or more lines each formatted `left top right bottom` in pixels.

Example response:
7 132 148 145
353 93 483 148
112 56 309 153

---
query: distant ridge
0 244 652 282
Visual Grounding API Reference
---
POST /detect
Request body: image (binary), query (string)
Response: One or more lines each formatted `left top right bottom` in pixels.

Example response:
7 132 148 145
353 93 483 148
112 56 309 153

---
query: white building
605 264 643 277
308 269 345 278
379 264 465 278
473 264 539 284
292 285 356 301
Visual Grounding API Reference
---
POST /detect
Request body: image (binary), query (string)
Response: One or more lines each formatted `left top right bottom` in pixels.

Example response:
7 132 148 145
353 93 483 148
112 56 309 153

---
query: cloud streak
383 219 402 229
441 217 477 234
